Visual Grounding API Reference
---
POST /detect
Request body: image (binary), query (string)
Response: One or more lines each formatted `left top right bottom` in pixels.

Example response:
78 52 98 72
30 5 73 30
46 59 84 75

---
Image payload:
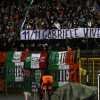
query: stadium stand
0 0 99 50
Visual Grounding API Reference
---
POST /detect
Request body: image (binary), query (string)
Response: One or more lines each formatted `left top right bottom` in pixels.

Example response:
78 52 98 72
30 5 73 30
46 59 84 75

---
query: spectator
0 0 98 50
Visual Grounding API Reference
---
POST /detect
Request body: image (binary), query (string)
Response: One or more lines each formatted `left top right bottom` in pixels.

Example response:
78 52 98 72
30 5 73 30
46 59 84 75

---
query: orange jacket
42 75 54 85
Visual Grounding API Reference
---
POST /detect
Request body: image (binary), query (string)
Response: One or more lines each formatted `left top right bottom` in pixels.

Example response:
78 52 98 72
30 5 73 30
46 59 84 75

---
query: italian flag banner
25 51 48 69
48 51 69 88
6 51 24 83
24 52 45 69
5 50 73 89
24 52 42 91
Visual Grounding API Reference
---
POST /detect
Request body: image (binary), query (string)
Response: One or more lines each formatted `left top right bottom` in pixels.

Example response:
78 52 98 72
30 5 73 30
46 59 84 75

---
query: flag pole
20 0 34 31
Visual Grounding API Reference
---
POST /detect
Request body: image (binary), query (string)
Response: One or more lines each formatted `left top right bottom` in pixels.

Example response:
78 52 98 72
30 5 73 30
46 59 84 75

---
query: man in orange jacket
39 71 54 100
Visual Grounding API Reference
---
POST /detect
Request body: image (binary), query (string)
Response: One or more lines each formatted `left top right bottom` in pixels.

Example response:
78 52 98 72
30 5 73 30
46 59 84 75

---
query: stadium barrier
98 74 100 100
79 57 100 86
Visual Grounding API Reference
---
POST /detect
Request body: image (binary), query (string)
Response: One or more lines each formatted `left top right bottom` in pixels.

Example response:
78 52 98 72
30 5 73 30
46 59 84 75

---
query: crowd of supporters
0 0 100 50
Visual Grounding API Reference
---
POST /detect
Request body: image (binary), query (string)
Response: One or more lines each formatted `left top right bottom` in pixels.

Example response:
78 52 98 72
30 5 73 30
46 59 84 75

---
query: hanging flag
48 51 69 88
6 51 24 83
13 51 24 82
24 51 47 69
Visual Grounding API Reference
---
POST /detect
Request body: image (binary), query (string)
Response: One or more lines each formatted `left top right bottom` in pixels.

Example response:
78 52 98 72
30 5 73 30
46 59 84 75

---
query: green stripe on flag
48 51 69 89
24 53 31 69
48 51 59 71
6 51 15 84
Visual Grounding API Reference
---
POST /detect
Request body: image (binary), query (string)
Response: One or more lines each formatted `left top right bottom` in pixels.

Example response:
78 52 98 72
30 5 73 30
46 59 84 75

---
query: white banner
20 28 100 40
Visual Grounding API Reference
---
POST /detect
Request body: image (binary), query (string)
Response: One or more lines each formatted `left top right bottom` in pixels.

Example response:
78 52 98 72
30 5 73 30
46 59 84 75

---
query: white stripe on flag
60 70 62 81
13 51 22 63
31 53 40 69
15 62 24 82
63 69 65 81
58 51 67 65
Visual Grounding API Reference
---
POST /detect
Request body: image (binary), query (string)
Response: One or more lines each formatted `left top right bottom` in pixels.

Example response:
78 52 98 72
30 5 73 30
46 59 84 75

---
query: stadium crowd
0 0 100 50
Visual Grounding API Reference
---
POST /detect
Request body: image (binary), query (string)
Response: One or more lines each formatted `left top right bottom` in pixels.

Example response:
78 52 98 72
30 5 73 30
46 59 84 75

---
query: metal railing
98 74 100 100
